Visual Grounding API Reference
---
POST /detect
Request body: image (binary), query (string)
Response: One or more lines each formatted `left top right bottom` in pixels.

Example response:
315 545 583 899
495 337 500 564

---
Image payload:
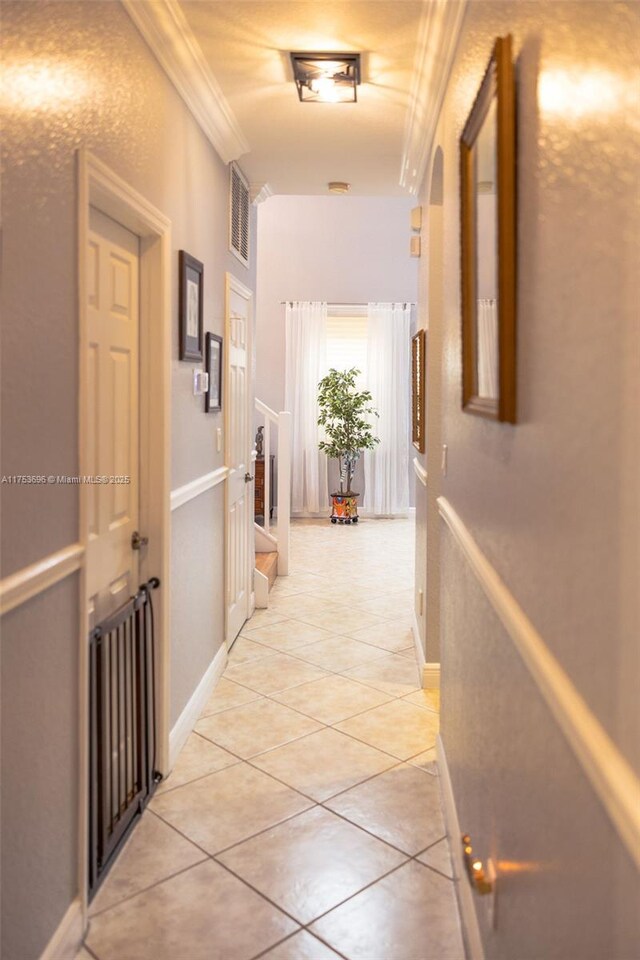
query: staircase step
255 551 278 591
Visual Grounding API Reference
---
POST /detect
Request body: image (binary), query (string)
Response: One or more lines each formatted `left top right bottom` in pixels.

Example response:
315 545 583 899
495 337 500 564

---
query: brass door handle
462 835 494 895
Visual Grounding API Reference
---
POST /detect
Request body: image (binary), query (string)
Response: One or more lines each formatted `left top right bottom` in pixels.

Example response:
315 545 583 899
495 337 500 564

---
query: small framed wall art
205 333 223 412
179 250 203 361
411 329 426 453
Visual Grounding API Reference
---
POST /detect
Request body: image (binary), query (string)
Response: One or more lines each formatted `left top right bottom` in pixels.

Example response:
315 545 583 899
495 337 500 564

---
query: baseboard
39 897 84 960
412 610 440 689
412 608 426 669
169 643 227 769
423 662 441 689
437 735 484 960
254 568 269 609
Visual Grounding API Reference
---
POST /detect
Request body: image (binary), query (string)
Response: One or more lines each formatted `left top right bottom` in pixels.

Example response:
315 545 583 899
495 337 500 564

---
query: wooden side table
254 455 275 521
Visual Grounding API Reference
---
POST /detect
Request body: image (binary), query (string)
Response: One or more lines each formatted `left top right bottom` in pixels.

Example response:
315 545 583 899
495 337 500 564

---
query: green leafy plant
317 367 379 494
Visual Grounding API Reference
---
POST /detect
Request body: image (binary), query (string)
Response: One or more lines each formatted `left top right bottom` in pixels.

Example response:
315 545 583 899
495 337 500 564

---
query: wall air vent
229 161 250 266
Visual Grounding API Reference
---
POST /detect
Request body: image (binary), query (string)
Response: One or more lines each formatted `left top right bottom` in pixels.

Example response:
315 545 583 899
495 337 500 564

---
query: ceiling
178 1 427 196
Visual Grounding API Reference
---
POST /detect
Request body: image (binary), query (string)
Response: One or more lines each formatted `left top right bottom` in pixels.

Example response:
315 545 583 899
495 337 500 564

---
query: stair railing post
263 417 271 535
277 410 291 576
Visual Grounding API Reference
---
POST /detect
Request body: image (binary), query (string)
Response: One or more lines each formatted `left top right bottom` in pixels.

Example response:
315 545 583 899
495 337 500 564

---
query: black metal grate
88 577 161 899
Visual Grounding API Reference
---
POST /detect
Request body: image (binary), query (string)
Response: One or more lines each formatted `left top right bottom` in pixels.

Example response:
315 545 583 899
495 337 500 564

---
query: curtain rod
280 301 415 307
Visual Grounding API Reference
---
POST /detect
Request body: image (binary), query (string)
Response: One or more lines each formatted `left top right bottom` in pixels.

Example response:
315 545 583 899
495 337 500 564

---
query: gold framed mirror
460 34 516 422
411 329 426 452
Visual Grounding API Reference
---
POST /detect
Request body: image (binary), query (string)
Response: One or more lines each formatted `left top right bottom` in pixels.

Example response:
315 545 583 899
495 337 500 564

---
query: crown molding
400 0 467 195
122 0 249 164
250 182 274 205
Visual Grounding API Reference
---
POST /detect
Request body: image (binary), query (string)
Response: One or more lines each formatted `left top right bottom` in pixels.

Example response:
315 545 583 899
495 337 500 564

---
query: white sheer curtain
285 301 329 515
363 302 411 516
477 298 498 398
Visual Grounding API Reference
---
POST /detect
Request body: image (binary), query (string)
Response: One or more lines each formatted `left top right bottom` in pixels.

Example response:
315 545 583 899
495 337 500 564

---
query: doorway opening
78 150 171 910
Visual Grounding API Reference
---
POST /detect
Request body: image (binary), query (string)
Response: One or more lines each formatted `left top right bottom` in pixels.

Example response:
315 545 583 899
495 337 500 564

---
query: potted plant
317 367 379 523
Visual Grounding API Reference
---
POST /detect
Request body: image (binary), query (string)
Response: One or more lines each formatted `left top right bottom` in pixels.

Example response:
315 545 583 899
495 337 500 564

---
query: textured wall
1 1 254 954
0 578 80 960
170 485 226 726
420 1 640 955
441 536 639 959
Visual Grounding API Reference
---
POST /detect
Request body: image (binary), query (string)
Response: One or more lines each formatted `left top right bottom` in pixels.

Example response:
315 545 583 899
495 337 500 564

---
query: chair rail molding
122 0 249 164
438 495 640 870
0 543 84 616
400 0 467 194
413 456 428 486
171 466 230 511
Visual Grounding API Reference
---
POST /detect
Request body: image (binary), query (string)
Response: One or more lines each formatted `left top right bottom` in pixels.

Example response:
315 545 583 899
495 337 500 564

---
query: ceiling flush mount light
290 52 360 103
328 182 350 194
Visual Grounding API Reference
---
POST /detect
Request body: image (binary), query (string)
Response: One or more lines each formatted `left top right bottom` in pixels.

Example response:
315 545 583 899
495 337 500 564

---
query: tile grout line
195 665 436 774
227 638 394 680
224 668 435 720
210 855 315 931
89 736 442 924
233 639 397 673
89 829 306 943
214 838 457 960
147 714 441 880
222 644 423 705
161 674 431 798
248 927 351 960
86 854 210 921
154 690 436 802
122 791 449 940
243 613 413 644
81 940 101 960
189 746 444 863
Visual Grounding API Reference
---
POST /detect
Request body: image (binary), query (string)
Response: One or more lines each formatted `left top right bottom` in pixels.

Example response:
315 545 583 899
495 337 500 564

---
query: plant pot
330 492 359 524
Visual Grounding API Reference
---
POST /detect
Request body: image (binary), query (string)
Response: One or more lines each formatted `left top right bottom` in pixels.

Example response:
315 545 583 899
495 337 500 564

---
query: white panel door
225 274 253 644
86 207 140 626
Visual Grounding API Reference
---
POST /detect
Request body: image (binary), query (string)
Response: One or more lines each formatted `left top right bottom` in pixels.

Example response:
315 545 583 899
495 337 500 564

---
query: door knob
131 530 149 550
244 473 254 483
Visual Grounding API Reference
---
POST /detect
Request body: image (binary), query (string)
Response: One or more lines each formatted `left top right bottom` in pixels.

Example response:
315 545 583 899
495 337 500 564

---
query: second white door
86 207 140 626
225 273 253 644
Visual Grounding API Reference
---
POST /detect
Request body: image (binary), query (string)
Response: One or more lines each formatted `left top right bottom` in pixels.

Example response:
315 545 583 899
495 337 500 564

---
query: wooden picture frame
460 34 516 422
411 329 426 453
179 250 203 361
204 333 223 412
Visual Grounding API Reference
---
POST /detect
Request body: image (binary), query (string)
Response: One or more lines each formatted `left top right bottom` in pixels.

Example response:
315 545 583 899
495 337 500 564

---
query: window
325 305 368 382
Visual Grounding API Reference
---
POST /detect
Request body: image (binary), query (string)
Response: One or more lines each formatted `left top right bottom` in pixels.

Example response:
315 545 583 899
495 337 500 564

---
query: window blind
325 307 368 379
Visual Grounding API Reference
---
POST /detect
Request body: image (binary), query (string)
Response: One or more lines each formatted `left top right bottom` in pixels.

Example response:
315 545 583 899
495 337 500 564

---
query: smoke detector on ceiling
328 181 350 194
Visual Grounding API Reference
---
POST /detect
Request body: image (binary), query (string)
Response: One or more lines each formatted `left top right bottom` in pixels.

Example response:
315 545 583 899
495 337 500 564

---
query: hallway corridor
82 518 464 960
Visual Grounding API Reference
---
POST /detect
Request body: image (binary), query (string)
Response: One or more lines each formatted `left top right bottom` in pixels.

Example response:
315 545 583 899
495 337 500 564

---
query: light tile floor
83 518 464 960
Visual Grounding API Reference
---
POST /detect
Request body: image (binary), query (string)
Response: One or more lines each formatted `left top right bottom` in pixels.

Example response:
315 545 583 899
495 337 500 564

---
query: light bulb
310 76 341 103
